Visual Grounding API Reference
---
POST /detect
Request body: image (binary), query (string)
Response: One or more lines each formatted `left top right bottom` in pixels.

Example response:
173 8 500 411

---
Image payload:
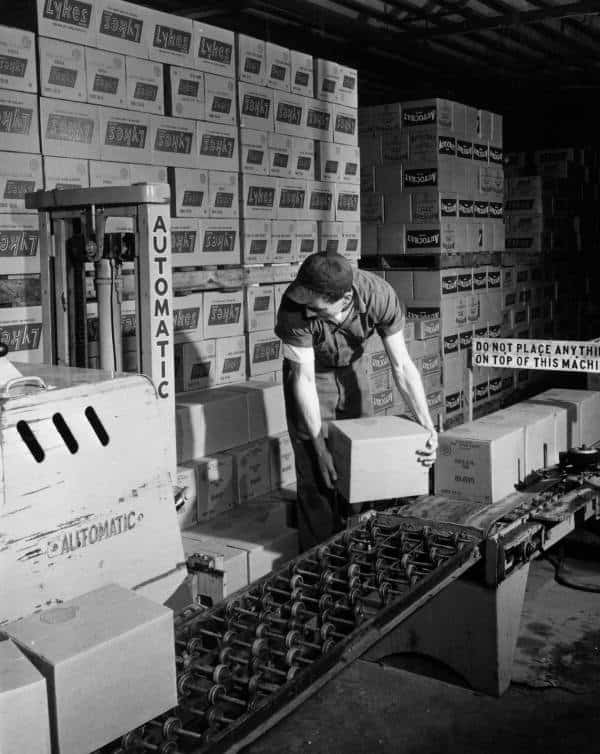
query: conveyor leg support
363 564 530 696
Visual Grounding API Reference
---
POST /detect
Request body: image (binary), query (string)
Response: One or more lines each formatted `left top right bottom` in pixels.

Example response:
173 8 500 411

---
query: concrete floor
245 558 600 754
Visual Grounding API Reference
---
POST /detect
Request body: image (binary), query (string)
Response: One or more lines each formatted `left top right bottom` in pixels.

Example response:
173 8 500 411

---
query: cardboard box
269 432 295 488
183 501 296 583
0 153 43 213
197 121 239 172
0 90 39 154
192 21 235 78
225 379 286 441
245 284 275 332
340 221 361 260
151 114 197 168
43 156 88 190
176 387 250 461
0 638 51 754
290 50 313 97
240 174 277 219
314 58 340 103
435 421 525 504
0 304 43 363
40 98 99 160
97 107 150 164
88 160 131 187
194 453 235 519
204 73 236 126
337 65 358 108
266 42 291 92
307 181 334 221
203 289 244 339
276 178 308 221
208 170 239 219
328 416 430 503
215 334 246 385
38 37 86 102
4 583 176 754
333 104 358 146
237 34 266 86
167 66 205 120
181 533 247 602
85 47 126 107
125 56 164 114
95 0 147 57
268 132 293 178
305 97 334 141
241 219 272 264
171 217 200 267
247 330 282 376
316 141 342 183
295 220 318 259
292 136 314 181
0 25 37 94
174 338 216 392
170 167 209 218
175 463 197 529
527 388 600 449
340 144 360 185
478 402 567 473
37 0 96 46
0 214 40 275
271 220 297 262
335 182 360 222
144 8 194 67
318 221 342 254
273 91 307 137
230 438 271 502
238 82 274 131
173 292 203 344
198 218 241 266
239 128 268 175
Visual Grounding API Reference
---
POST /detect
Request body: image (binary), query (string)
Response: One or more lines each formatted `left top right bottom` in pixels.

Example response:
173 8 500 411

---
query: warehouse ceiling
9 0 600 147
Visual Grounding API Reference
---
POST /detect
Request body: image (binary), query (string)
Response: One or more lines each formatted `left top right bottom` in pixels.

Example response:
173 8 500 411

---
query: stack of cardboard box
359 98 504 257
0 24 44 364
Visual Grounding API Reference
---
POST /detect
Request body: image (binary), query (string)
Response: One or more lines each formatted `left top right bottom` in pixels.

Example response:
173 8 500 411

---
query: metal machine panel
0 366 185 624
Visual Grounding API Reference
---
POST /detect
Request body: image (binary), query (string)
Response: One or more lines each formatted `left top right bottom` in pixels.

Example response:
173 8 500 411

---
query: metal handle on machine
0 376 48 398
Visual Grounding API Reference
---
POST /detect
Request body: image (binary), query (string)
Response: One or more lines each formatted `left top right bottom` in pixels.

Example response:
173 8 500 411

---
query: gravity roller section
106 514 482 754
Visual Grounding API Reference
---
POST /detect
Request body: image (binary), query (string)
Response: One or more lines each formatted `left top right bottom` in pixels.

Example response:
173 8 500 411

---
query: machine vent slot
52 413 79 454
85 406 110 446
16 421 45 463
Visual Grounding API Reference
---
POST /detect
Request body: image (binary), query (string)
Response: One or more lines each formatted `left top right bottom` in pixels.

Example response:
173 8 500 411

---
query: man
275 252 438 551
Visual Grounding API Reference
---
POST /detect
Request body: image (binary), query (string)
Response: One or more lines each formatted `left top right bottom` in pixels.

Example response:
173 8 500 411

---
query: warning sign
473 338 600 373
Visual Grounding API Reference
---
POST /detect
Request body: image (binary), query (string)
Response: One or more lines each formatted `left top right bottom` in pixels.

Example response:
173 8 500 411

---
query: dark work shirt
275 268 405 370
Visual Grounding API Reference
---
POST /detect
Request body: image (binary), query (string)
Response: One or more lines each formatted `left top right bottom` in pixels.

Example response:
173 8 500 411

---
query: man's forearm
288 360 323 442
391 360 435 431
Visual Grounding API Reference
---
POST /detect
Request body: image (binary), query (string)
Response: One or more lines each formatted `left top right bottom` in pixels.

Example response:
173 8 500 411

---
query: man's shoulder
354 267 395 298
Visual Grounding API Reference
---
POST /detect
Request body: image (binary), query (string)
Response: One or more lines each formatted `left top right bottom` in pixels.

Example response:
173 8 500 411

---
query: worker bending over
275 252 438 551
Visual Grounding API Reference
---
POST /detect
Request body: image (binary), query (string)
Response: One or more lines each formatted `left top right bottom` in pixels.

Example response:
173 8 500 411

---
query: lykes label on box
0 91 39 154
171 218 200 267
192 21 235 77
333 104 358 146
198 219 240 266
203 290 244 338
238 83 274 131
197 122 239 172
95 1 147 57
100 107 149 164
274 91 306 137
0 214 40 274
335 183 360 222
276 179 307 221
307 181 334 221
40 98 99 160
248 331 282 376
0 307 43 359
38 0 96 46
305 98 333 141
145 9 193 67
152 115 196 168
173 292 203 343
241 175 277 220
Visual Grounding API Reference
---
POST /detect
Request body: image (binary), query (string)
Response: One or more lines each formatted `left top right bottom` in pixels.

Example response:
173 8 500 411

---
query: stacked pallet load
0 24 44 363
359 98 505 429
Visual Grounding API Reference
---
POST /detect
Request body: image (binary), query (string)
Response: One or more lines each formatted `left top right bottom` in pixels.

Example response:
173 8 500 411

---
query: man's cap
287 252 354 303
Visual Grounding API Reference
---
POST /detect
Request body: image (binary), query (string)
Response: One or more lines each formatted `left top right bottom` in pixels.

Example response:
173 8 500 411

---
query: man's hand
313 434 338 489
417 428 438 468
